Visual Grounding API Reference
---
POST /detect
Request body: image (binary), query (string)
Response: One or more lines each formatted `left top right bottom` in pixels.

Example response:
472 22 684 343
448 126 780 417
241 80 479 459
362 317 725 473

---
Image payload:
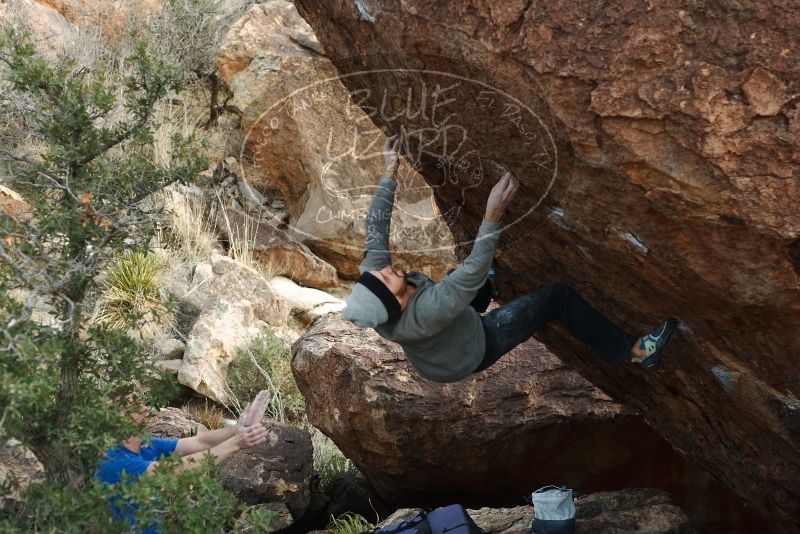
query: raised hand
251 389 271 426
485 172 519 223
382 133 402 178
241 390 271 427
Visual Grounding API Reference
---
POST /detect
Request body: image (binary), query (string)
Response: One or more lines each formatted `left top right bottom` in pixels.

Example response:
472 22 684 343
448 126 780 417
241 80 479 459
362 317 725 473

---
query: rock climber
341 133 677 382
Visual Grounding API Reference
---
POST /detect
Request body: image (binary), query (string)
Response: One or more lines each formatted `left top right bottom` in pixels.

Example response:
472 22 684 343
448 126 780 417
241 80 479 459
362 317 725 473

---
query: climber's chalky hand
485 172 519 223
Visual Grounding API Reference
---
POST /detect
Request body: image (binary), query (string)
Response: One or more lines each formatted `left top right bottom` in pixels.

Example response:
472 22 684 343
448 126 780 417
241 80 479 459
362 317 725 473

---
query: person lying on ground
94 390 271 533
341 134 677 383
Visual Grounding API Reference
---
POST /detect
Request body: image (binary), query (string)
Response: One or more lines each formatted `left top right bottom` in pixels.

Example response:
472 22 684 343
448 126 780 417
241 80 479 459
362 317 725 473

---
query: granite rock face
291 315 641 501
146 407 207 439
216 1 457 280
0 2 75 53
293 1 800 529
216 207 339 289
0 439 44 507
217 420 313 519
172 254 289 403
0 0 162 48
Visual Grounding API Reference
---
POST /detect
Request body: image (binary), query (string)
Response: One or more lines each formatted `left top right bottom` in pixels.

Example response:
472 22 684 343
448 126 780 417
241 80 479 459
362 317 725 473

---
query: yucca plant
327 512 374 534
92 251 173 339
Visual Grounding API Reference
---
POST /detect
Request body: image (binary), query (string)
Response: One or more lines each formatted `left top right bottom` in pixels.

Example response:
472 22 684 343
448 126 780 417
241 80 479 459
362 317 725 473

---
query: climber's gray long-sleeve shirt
360 177 501 383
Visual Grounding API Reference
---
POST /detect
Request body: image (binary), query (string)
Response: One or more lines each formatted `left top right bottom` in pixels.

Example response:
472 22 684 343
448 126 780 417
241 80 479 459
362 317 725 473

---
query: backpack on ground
369 504 484 534
528 485 576 534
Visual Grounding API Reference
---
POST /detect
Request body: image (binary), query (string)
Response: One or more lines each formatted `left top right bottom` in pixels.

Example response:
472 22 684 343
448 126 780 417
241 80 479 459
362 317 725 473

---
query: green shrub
327 512 374 534
309 426 362 489
226 329 305 424
1 455 254 533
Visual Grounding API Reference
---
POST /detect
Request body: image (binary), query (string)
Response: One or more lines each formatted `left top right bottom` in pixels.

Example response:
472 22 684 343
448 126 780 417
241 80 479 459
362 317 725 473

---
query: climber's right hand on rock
485 172 519 223
382 133 402 178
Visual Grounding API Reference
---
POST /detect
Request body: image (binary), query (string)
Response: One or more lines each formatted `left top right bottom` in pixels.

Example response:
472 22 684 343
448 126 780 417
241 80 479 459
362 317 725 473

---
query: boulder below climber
291 313 755 532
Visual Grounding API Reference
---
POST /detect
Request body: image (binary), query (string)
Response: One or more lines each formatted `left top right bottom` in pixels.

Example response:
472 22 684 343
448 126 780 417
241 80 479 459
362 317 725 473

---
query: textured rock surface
216 207 339 288
33 0 162 43
573 489 694 534
155 337 185 360
146 407 207 439
0 185 29 221
268 275 345 323
294 1 800 529
0 1 77 51
0 439 44 506
0 186 30 247
216 1 456 280
217 420 313 519
381 489 693 534
171 254 289 403
291 315 633 500
235 502 294 534
291 314 756 532
179 298 270 403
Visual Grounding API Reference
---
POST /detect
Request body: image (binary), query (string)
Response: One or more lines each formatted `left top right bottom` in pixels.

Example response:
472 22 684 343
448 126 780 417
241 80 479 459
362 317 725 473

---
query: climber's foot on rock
630 317 678 371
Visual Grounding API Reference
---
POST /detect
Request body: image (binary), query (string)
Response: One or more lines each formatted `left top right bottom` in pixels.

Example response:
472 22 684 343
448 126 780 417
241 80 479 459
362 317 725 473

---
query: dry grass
151 91 208 170
153 184 219 263
214 195 296 282
182 399 227 430
214 190 256 268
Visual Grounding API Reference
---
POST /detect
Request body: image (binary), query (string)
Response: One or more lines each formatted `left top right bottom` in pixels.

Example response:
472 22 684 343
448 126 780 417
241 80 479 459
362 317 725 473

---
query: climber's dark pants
473 283 638 373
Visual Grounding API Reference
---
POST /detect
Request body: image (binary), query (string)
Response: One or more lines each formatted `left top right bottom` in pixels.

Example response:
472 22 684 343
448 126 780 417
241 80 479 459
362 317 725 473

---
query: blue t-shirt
94 438 178 533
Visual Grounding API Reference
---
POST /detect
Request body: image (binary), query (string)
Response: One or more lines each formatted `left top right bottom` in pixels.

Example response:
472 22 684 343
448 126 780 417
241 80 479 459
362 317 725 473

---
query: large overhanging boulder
293 2 800 529
291 313 759 532
216 1 456 280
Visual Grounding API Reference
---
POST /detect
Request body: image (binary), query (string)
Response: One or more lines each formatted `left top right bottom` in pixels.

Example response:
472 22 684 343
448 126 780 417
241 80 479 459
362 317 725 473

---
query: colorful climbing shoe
632 317 678 371
487 258 500 299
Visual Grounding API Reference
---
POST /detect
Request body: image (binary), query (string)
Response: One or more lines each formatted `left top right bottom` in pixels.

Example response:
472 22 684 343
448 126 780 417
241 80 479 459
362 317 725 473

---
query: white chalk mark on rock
355 0 376 22
547 206 572 230
621 231 649 254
